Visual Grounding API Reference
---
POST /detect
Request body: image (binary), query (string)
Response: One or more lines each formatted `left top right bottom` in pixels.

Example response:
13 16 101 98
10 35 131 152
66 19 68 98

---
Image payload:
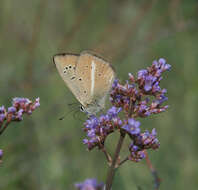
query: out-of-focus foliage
0 0 198 189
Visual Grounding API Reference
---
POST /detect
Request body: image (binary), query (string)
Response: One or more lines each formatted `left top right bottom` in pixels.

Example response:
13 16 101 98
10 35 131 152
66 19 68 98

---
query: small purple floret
75 178 104 190
0 114 5 122
8 107 16 113
122 118 141 136
0 149 3 159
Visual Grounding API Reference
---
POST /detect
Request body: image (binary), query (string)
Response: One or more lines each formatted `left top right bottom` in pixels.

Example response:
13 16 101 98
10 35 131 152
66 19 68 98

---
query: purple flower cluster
0 97 40 123
75 178 104 190
83 58 170 162
0 97 40 134
110 58 171 117
121 118 159 162
128 125 160 162
83 106 122 150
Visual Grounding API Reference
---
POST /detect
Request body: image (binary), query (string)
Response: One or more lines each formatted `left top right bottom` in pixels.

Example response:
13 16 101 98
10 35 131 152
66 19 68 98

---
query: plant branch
105 131 126 190
101 146 112 165
0 121 10 135
144 150 161 190
118 156 129 167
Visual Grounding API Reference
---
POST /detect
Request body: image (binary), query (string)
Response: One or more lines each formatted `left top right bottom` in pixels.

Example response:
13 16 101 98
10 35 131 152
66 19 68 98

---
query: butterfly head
79 95 106 116
79 104 102 116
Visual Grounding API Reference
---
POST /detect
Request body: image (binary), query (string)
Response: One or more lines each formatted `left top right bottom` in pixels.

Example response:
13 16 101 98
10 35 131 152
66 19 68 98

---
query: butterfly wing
76 51 115 109
53 53 83 104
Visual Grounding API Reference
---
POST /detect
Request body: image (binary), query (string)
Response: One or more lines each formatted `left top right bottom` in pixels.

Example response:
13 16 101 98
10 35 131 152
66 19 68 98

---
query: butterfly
53 51 115 115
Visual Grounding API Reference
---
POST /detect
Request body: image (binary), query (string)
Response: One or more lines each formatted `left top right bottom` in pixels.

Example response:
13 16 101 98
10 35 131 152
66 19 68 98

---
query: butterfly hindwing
76 51 115 108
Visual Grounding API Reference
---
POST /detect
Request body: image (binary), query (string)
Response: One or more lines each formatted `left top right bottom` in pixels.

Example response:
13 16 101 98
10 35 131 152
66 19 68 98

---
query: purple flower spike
82 57 170 163
0 97 40 135
75 178 104 190
83 106 123 150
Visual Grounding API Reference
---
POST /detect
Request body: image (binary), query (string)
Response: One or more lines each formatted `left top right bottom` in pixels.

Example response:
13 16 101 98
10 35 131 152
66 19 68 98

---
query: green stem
105 132 126 190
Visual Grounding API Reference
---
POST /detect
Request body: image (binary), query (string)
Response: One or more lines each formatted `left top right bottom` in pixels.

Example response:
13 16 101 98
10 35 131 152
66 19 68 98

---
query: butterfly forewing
53 54 83 103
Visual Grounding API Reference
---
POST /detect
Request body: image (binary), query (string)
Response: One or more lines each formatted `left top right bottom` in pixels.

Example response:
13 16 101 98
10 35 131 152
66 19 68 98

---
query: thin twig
118 156 129 167
101 146 112 165
144 150 161 190
0 121 10 135
105 132 126 190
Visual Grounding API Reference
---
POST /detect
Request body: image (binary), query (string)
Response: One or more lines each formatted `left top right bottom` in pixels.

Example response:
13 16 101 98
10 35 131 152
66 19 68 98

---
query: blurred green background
0 0 198 189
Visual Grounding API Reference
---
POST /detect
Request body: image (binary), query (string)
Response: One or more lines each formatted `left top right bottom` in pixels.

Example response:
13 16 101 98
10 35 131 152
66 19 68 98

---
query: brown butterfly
53 51 115 115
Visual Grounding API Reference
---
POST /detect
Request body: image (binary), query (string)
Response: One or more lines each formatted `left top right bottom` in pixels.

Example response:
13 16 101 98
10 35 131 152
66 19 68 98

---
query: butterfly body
53 51 115 115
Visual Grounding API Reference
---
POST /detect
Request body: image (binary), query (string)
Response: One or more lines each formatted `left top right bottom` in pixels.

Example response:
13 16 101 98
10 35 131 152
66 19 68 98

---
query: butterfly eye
80 105 85 112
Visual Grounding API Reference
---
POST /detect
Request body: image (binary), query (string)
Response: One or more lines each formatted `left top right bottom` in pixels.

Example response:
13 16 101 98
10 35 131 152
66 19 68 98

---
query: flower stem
0 121 10 135
144 150 161 190
118 156 129 167
105 132 126 190
101 146 112 165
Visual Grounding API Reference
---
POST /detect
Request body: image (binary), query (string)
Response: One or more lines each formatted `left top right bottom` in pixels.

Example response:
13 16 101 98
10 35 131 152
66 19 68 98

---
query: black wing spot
79 78 82 81
98 73 101 76
65 67 68 70
69 65 72 69
71 76 75 80
64 70 66 73
84 91 86 93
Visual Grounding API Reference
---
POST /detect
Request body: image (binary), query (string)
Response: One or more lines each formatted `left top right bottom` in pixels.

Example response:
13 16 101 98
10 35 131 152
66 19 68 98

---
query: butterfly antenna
59 108 77 120
73 110 84 122
59 102 79 120
67 102 79 107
